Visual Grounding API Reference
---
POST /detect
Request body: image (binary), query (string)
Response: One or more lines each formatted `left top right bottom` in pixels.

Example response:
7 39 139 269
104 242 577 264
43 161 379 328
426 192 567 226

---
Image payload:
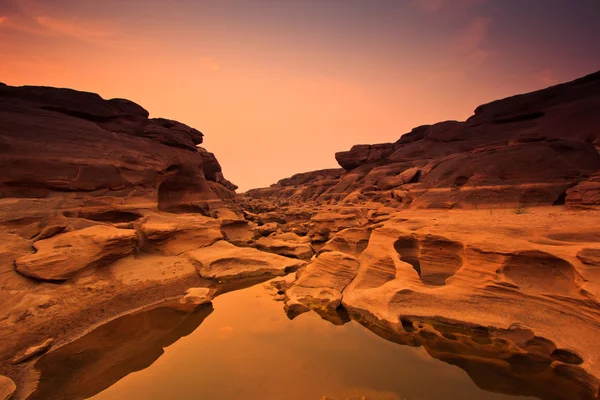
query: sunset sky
1 0 599 191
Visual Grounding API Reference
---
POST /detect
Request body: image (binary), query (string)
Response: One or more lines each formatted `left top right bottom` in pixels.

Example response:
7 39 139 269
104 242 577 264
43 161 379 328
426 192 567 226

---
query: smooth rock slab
186 241 305 281
0 375 16 400
179 288 213 306
139 214 223 255
256 233 314 260
15 226 137 281
285 251 359 315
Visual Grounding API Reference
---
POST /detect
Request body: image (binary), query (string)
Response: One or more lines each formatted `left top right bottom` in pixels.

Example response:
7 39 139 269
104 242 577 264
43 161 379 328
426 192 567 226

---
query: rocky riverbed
1 71 599 399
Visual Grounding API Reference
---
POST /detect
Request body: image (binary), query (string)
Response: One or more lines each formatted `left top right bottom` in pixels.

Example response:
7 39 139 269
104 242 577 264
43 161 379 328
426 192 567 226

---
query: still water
30 281 537 400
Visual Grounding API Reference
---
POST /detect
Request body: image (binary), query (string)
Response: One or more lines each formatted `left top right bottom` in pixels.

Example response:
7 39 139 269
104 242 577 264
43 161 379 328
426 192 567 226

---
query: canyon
1 70 599 400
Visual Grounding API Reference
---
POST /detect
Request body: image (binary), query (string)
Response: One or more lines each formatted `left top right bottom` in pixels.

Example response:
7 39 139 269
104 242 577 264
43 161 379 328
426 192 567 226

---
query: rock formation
240 70 600 399
1 71 600 400
0 83 237 218
246 70 600 209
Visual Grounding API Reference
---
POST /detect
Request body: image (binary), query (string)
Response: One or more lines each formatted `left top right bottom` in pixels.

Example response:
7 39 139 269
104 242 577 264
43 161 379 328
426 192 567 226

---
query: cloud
0 0 130 48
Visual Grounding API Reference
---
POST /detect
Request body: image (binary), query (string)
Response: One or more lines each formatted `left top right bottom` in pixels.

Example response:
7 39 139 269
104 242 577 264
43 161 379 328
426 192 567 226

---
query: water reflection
29 304 213 400
28 280 597 400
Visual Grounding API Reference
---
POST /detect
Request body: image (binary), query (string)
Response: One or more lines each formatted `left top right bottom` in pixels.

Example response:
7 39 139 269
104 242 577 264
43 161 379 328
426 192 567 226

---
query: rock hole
552 191 567 206
552 349 584 365
400 318 416 333
408 170 422 184
454 176 469 187
502 250 578 295
394 237 421 277
418 236 464 287
78 211 141 223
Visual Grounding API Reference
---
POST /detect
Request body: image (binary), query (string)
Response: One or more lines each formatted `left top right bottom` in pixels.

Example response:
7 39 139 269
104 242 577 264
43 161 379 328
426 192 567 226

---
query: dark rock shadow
28 303 213 400
347 311 599 400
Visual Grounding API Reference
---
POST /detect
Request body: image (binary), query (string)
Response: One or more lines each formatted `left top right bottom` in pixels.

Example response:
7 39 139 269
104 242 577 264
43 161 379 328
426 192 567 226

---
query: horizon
2 0 599 191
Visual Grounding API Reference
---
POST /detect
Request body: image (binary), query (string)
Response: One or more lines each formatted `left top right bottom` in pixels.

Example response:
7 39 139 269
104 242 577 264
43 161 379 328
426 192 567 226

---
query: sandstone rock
186 241 305 281
566 175 600 207
319 228 372 257
396 125 430 144
398 167 421 184
0 375 15 400
220 219 257 246
15 226 137 281
578 248 600 267
335 143 394 171
179 287 212 306
12 338 54 364
256 233 314 260
257 223 279 237
138 214 223 255
0 83 235 219
111 255 199 286
425 120 465 142
285 251 359 315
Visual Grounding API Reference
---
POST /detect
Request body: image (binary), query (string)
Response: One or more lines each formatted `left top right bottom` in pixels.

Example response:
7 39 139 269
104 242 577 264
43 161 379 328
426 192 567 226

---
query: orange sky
1 0 599 191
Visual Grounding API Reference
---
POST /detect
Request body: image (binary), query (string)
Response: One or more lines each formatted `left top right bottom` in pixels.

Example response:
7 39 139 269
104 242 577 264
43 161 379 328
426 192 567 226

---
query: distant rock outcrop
246 70 600 209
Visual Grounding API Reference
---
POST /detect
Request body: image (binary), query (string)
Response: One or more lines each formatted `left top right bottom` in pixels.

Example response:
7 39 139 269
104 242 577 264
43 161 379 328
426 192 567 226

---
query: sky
1 0 599 191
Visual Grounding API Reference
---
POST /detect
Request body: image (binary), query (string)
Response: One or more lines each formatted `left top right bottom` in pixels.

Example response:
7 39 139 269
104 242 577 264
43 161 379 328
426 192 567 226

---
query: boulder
139 213 223 255
185 241 305 280
285 251 359 314
15 226 137 281
256 232 314 260
179 287 213 307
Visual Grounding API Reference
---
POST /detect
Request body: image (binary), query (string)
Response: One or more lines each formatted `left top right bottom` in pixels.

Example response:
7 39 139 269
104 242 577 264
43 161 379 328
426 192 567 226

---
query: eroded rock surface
15 226 137 281
186 240 305 280
0 84 237 220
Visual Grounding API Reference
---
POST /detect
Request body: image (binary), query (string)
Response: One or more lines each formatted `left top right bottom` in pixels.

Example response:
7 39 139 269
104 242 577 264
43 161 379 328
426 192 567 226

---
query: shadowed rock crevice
394 235 464 286
394 237 421 276
69 211 142 224
501 250 578 296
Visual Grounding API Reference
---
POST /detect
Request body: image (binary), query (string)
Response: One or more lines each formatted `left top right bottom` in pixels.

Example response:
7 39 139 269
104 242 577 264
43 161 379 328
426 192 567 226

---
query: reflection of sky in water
84 282 528 400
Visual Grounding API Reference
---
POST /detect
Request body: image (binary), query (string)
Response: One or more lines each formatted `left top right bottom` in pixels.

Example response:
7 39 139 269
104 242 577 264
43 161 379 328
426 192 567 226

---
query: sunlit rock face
0 84 237 218
245 70 600 209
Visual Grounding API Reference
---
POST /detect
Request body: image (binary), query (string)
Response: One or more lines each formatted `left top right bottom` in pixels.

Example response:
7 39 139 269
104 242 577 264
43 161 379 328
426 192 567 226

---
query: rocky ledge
246 70 600 209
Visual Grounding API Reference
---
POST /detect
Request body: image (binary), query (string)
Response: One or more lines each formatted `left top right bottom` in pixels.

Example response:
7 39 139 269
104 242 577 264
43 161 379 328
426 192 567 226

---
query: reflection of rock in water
29 303 213 400
347 311 599 400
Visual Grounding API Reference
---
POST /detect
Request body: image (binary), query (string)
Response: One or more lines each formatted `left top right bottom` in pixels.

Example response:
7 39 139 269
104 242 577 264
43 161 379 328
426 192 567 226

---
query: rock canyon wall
245 70 600 209
1 72 600 400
